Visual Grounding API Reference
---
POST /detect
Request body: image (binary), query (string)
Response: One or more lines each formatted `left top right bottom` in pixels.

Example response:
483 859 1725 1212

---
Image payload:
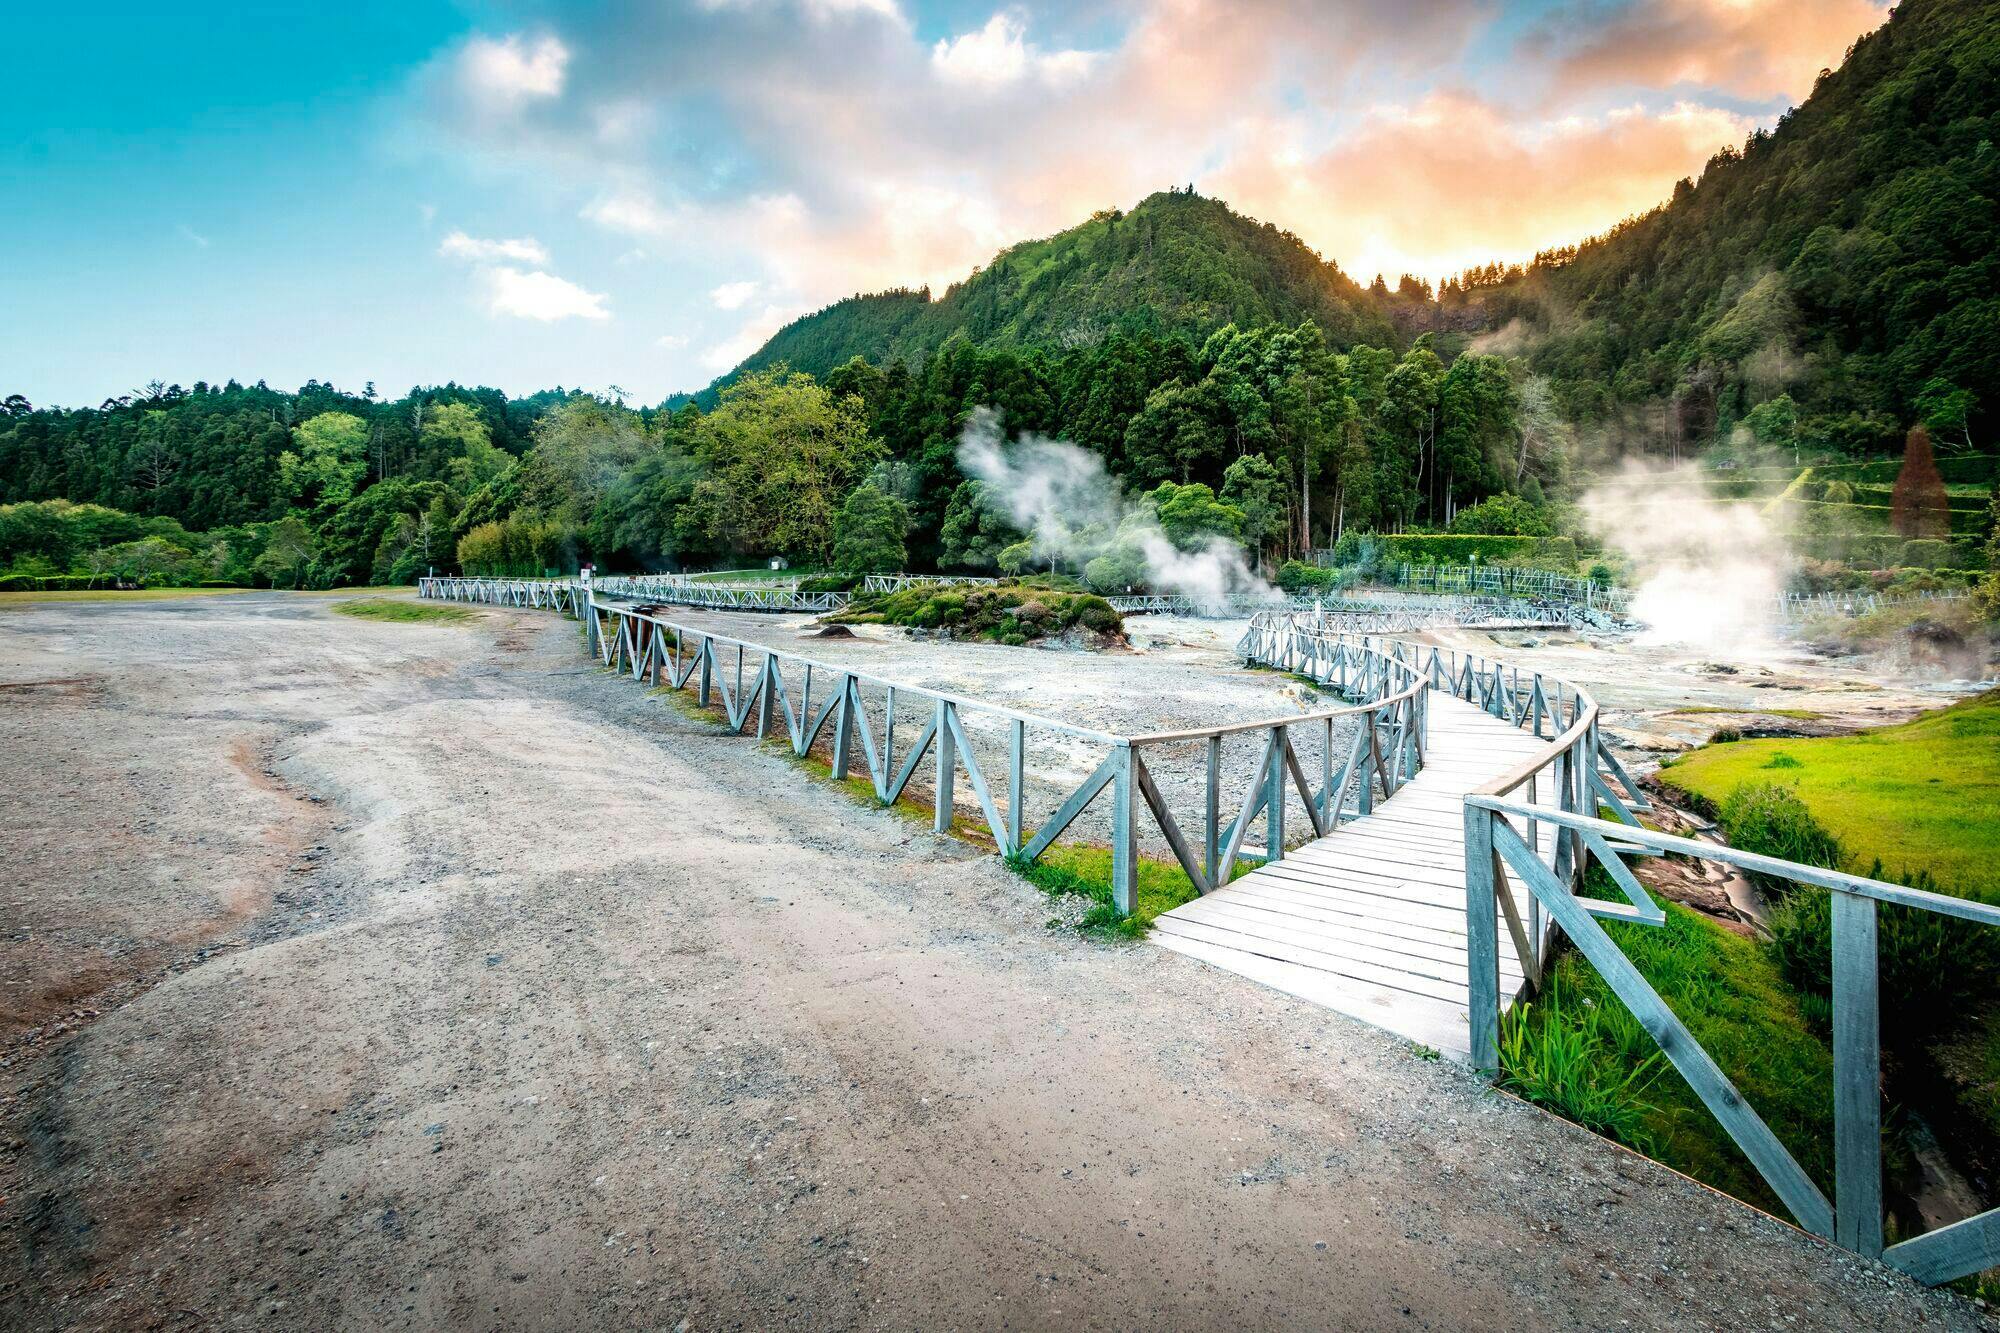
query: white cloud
582 187 680 237
655 333 690 349
931 12 1096 89
438 230 550 265
460 33 569 103
710 280 760 310
483 267 610 321
701 304 804 371
177 225 210 249
805 0 905 23
418 203 437 226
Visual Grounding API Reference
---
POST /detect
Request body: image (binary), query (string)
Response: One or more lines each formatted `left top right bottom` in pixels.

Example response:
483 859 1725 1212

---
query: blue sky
1 0 1887 409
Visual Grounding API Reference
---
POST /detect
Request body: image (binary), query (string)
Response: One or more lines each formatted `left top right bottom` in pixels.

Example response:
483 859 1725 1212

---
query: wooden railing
1253 605 2000 1283
1468 800 2000 1284
421 574 1432 915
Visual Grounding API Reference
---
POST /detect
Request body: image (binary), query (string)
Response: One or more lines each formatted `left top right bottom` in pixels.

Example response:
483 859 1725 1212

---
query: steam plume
1581 462 1789 655
957 407 1274 613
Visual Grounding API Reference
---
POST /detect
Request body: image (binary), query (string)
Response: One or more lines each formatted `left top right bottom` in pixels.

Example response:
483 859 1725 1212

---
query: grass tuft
332 598 476 624
1004 844 1229 939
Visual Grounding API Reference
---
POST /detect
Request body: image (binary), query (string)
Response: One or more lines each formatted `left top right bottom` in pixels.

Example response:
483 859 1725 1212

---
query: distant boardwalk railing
1112 590 1578 629
861 573 1001 596
420 573 1432 914
421 575 851 614
1776 588 1971 621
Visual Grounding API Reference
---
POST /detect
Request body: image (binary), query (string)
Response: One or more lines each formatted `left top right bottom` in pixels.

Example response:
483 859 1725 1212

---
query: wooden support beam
1833 891 1883 1258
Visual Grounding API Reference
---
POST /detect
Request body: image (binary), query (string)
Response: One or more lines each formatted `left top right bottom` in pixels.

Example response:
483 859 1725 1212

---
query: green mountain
724 190 1399 384
1470 0 1999 445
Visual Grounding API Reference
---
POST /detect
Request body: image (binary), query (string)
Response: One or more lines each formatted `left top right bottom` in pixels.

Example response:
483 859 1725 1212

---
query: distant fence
1775 588 1971 621
861 573 1002 596
1109 590 1579 629
423 575 851 614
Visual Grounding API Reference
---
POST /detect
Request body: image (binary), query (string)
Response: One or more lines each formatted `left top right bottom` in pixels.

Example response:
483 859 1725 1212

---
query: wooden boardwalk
1153 693 1559 1058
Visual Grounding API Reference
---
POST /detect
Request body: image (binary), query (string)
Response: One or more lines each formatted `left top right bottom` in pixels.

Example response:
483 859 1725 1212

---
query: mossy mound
835 583 1125 648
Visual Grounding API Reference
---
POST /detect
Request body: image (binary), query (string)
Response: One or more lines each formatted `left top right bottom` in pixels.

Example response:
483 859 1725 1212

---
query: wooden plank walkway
1153 693 1560 1059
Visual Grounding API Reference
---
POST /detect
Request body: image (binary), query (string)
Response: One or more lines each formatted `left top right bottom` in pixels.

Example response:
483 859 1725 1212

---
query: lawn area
0 587 250 608
690 566 824 584
332 598 477 624
1655 690 2000 897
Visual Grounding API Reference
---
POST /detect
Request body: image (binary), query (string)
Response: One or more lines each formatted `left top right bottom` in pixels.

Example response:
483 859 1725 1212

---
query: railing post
1265 726 1285 862
1110 743 1137 916
1205 733 1221 885
1465 802 1501 1070
831 674 854 780
1007 718 1025 856
1834 891 1884 1258
933 698 956 834
698 637 713 707
756 657 776 739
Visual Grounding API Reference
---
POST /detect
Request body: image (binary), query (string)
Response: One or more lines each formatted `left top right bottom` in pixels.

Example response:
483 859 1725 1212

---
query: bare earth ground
0 593 1986 1330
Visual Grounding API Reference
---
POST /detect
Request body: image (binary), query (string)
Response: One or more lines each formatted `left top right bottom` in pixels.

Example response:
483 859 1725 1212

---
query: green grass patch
1667 705 1822 720
332 598 476 624
0 587 251 607
691 566 827 584
1005 843 1218 938
1501 891 1835 1212
1657 690 2000 898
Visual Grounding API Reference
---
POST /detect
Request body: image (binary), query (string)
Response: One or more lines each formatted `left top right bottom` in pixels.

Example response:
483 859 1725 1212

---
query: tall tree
684 367 882 563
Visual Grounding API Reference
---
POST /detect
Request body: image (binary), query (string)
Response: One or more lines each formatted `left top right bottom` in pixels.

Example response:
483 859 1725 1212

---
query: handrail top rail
1471 795 2000 925
592 594 1427 748
1252 612 1602 797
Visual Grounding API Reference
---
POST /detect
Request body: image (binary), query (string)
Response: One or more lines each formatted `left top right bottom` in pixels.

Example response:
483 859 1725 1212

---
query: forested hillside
1461 0 1998 453
3 0 1996 597
729 191 1398 384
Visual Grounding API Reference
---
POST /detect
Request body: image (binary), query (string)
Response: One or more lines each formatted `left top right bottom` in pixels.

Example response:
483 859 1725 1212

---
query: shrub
1716 782 1843 888
837 583 1123 645
1446 493 1554 536
1275 560 1341 593
1900 538 1963 569
1769 868 2000 1044
797 574 860 593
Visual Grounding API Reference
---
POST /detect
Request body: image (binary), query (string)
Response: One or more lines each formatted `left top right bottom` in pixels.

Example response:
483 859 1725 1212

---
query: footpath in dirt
0 592 1983 1330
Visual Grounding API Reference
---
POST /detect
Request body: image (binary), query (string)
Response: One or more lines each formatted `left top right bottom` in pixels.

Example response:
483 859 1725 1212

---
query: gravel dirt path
0 592 1986 1330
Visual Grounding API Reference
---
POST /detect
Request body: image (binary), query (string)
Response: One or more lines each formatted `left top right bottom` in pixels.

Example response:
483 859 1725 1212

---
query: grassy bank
1500 888 1834 1214
1656 691 2000 896
0 587 251 608
333 598 477 624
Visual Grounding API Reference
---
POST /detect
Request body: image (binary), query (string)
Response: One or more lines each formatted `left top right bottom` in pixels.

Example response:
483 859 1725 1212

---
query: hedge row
1783 534 1985 569
0 572 99 591
1789 500 1990 535
1335 533 1580 569
1799 454 1999 485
